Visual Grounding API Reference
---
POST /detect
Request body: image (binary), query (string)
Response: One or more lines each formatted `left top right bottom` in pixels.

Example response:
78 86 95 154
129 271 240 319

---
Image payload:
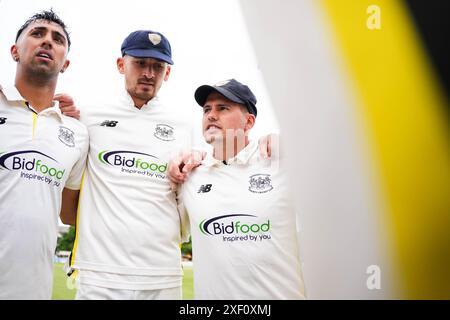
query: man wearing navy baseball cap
194 79 257 156
121 30 173 64
66 29 193 300
116 30 173 108
194 78 257 117
168 78 274 183
172 79 306 299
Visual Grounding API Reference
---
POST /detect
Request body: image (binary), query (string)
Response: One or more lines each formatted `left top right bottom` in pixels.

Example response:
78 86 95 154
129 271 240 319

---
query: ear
60 59 70 73
163 65 171 81
245 113 256 131
10 45 19 61
117 57 125 74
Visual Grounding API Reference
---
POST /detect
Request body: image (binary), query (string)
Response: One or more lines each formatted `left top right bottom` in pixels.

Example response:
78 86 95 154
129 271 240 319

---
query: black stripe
25 101 37 114
404 0 450 109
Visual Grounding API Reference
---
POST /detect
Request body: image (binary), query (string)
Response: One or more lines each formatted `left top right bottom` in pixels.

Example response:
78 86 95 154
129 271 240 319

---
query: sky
0 0 279 144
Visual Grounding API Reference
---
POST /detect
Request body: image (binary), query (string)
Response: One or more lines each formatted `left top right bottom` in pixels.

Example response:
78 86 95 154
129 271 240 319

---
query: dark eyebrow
131 57 146 63
203 103 230 109
28 26 47 34
28 26 67 43
52 30 67 42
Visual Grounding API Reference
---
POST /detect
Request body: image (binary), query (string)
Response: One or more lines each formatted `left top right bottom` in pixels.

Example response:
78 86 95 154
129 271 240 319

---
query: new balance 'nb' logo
100 120 118 127
198 184 212 193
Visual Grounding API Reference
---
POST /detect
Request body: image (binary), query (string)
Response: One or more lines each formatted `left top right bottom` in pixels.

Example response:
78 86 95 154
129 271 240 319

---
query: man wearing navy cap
64 30 192 300
195 78 258 116
195 79 257 159
175 79 306 299
118 30 173 108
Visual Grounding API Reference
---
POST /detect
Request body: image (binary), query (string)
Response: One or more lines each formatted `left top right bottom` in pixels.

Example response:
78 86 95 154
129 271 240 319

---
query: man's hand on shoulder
258 133 279 159
168 150 206 191
54 93 80 120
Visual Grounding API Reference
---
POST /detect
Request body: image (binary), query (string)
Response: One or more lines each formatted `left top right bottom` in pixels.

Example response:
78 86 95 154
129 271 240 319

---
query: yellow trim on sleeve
70 169 86 267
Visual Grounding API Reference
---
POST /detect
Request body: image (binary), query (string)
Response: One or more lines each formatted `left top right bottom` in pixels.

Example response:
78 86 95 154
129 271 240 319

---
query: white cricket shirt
178 140 306 299
72 92 192 290
0 84 89 299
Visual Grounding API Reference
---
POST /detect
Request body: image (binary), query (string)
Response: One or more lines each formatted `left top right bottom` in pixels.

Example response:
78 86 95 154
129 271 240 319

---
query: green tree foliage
181 237 192 260
56 226 75 251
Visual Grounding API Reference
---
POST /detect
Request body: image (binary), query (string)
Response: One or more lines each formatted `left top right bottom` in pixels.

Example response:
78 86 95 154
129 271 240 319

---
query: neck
133 99 146 109
131 96 153 110
212 135 249 161
15 70 57 112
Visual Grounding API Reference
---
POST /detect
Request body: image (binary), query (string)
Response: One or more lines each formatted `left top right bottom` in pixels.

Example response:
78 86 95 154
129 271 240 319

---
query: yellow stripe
24 101 37 138
31 112 37 138
70 169 86 267
320 0 450 298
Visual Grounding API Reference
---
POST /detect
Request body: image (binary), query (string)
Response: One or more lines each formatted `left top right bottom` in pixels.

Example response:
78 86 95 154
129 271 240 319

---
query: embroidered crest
248 174 273 193
148 33 161 45
154 124 174 141
214 80 230 87
58 126 75 147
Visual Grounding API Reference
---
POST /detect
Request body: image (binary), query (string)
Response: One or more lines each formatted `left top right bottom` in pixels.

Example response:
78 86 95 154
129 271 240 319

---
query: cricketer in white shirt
178 140 305 299
175 79 305 299
0 84 89 299
70 91 192 294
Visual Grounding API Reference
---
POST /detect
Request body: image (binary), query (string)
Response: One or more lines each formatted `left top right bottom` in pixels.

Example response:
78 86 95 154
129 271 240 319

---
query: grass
52 263 76 300
52 263 194 300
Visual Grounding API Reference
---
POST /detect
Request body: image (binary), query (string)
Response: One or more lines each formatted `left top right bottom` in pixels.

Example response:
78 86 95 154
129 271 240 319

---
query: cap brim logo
148 33 161 45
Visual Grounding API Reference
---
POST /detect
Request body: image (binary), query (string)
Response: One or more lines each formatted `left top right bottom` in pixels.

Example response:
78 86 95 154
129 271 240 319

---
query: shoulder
61 114 87 131
60 115 89 145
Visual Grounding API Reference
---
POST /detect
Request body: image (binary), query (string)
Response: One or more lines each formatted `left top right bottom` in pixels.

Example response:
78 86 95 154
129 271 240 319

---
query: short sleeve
64 126 89 190
176 184 191 243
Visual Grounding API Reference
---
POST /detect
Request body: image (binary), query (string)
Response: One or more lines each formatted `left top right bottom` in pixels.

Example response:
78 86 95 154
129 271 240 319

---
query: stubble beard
24 62 59 85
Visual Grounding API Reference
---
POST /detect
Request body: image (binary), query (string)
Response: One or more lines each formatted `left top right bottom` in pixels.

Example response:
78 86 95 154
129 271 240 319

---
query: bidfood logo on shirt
0 150 65 187
199 214 272 243
98 150 167 179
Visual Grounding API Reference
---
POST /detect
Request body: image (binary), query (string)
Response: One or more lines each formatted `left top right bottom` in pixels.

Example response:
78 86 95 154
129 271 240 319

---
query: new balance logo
0 117 7 125
198 184 212 193
100 120 118 127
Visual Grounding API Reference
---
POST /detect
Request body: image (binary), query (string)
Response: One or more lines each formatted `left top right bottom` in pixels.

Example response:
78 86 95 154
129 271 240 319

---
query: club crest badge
248 174 273 193
214 80 230 87
148 33 161 45
154 124 174 141
58 126 75 147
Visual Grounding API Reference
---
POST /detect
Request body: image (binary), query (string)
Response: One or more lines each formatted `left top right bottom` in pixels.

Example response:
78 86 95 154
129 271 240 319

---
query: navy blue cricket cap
194 79 257 117
121 30 173 65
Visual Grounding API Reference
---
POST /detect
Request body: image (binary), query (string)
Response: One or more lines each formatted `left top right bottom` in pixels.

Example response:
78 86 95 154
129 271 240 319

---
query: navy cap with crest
121 30 173 65
194 79 257 117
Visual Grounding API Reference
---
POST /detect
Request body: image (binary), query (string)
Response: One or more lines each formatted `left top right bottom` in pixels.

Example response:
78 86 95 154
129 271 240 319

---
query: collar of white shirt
0 83 63 122
202 140 258 168
120 89 161 111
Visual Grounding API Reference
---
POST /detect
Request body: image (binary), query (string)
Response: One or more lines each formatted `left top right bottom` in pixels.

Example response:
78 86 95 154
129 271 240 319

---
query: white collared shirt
0 84 89 299
178 140 306 299
71 91 193 290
